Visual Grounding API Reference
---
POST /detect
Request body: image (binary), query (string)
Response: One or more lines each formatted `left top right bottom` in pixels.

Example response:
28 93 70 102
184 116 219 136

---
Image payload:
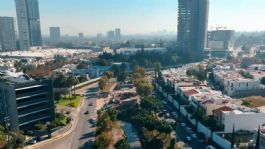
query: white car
186 136 192 142
206 145 216 149
191 133 197 139
181 123 186 127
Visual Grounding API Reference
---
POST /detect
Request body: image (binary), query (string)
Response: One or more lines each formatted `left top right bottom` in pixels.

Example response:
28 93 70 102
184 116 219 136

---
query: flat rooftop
0 48 92 58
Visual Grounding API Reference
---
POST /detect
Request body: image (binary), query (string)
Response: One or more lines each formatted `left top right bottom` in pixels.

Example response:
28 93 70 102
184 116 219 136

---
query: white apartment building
214 70 261 96
222 109 265 133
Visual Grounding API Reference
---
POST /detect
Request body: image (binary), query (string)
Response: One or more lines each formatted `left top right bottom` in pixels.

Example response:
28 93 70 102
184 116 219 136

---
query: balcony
18 106 50 117
16 91 47 100
19 115 50 127
17 98 50 109
15 84 45 91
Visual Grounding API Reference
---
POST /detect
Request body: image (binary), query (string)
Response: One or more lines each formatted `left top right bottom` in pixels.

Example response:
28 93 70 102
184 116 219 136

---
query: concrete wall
197 122 211 138
168 95 173 103
231 89 265 98
224 112 265 132
225 80 260 96
180 106 188 117
173 100 180 110
212 133 231 149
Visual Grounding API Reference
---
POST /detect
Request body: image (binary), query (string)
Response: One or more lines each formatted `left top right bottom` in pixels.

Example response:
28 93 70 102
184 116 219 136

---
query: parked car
90 118 97 124
186 136 192 142
206 145 216 149
165 113 171 118
191 133 198 139
84 111 89 115
172 112 178 118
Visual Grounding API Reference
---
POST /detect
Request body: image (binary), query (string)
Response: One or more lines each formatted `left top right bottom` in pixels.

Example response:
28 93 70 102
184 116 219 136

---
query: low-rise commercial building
0 71 55 131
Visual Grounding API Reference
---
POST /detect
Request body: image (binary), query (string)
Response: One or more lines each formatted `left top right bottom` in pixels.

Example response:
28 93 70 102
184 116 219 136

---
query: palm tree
231 124 235 149
66 76 75 99
72 77 79 97
256 126 260 149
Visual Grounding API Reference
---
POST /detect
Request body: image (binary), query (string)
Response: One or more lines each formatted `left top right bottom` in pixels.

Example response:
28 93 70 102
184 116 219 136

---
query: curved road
35 83 98 149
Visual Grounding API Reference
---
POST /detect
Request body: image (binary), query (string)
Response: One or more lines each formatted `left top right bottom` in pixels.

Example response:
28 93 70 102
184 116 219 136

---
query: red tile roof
202 99 214 105
213 106 233 115
184 89 199 97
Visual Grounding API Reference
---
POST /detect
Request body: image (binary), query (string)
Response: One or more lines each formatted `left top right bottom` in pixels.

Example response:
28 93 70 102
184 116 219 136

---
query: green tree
95 133 111 149
0 125 7 147
53 73 68 88
104 71 114 79
261 77 265 85
66 76 79 98
256 126 260 149
76 62 88 69
136 83 153 96
108 108 118 121
115 138 130 149
140 96 161 112
99 76 109 90
134 66 145 78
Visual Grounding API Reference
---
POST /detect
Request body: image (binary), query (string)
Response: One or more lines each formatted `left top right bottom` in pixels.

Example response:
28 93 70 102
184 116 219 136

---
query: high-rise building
0 72 55 131
107 30 115 40
15 0 42 50
15 0 30 50
206 28 235 58
26 0 42 46
78 32 84 41
177 0 209 61
0 17 17 51
207 29 235 50
49 27 61 42
115 28 121 40
97 33 103 41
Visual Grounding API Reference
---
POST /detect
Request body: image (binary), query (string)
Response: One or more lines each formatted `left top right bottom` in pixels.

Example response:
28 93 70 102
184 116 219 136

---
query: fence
168 95 173 103
197 122 212 138
212 133 231 149
72 77 100 90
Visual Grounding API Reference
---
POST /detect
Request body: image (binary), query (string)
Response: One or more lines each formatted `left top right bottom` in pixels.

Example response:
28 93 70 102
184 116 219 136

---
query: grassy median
56 96 82 108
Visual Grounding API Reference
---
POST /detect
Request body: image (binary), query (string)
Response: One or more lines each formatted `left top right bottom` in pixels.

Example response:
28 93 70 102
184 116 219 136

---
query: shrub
69 102 75 107
115 138 130 149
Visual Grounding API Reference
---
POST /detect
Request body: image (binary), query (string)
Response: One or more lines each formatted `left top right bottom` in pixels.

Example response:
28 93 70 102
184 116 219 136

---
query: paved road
71 84 98 149
36 83 98 149
155 92 205 149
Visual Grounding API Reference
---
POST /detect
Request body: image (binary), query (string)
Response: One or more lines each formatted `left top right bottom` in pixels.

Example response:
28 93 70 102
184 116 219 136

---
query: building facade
15 0 42 50
0 75 55 131
115 28 121 40
78 32 84 41
177 0 209 61
0 17 17 51
107 30 115 40
49 27 61 42
26 0 42 46
206 29 235 58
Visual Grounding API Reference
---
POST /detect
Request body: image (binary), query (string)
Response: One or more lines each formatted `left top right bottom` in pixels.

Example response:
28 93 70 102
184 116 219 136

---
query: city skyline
1 0 265 36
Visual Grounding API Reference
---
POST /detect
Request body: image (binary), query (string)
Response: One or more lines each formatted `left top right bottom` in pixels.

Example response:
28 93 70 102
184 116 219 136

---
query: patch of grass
56 96 81 108
241 96 265 108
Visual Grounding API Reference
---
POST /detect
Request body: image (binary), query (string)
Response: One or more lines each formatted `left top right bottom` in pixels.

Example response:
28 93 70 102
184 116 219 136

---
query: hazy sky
1 0 265 36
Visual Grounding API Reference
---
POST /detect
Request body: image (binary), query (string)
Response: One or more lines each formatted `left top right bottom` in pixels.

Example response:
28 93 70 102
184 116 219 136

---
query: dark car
84 111 89 115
